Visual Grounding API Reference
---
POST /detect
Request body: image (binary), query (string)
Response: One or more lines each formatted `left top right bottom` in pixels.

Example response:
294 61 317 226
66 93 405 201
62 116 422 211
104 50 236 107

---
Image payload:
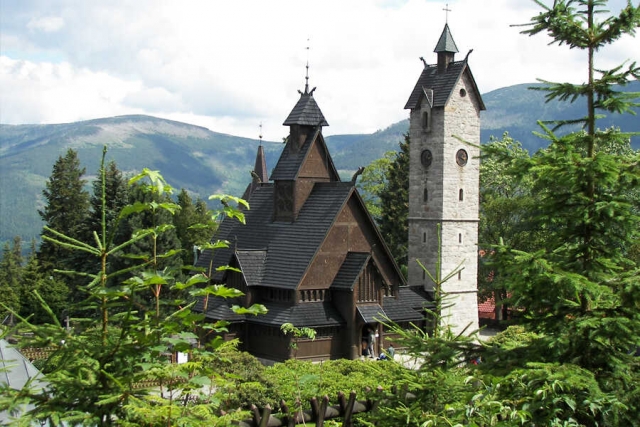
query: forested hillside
1 81 638 246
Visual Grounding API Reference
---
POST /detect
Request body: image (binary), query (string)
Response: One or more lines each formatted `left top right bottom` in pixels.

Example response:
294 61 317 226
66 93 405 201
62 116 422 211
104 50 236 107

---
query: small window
460 88 467 97
459 233 462 243
459 189 464 201
422 111 430 130
423 232 426 243
458 271 462 280
423 188 428 202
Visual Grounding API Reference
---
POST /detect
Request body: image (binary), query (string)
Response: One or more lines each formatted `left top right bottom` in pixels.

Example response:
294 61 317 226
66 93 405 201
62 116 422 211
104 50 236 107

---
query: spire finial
305 38 310 95
259 122 263 147
443 3 451 23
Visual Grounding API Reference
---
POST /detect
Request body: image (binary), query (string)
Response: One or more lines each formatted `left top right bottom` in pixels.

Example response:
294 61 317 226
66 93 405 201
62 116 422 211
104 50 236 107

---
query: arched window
459 233 462 243
423 188 428 202
423 232 427 243
459 188 464 201
422 111 430 130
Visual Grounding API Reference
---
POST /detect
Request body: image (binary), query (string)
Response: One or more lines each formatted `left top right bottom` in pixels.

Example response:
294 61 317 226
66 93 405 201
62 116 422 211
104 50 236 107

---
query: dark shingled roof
383 286 434 322
404 61 467 109
434 23 459 53
248 301 345 327
357 304 387 324
283 92 329 127
241 144 268 200
404 60 486 111
196 182 355 290
235 250 267 287
193 296 246 322
332 252 371 290
270 127 340 182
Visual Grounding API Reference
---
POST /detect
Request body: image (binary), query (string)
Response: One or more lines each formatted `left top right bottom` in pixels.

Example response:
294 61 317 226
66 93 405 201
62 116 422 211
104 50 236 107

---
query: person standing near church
367 328 376 358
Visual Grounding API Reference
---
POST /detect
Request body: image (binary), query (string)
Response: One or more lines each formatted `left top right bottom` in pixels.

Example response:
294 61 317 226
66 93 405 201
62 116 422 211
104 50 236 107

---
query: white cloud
1 0 637 141
26 16 65 33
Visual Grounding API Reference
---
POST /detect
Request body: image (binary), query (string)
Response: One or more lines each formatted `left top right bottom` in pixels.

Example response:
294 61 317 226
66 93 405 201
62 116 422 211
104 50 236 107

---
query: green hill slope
1 82 638 246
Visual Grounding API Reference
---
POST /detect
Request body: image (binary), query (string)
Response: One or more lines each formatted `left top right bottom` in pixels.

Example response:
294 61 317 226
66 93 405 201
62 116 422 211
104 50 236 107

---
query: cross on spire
443 3 452 23
258 122 263 146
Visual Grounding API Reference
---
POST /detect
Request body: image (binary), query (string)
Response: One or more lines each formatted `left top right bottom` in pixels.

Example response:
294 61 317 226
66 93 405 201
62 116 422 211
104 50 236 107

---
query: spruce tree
174 189 217 267
0 237 23 319
492 0 640 421
80 159 130 284
378 133 410 272
20 245 69 324
38 148 90 275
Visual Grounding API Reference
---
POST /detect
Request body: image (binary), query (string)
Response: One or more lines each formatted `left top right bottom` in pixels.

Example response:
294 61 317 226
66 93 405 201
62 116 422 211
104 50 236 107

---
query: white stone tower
404 24 485 335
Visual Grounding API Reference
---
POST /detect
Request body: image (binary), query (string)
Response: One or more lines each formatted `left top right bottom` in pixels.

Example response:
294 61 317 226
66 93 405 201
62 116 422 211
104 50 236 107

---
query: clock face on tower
456 149 468 167
420 149 433 168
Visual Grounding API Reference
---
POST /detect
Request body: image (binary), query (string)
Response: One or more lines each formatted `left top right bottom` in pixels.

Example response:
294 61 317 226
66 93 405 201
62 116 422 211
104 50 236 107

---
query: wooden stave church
194 81 431 361
194 23 483 362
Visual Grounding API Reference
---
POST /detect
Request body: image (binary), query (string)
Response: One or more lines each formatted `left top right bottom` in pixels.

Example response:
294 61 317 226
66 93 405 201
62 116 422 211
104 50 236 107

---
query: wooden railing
235 389 380 427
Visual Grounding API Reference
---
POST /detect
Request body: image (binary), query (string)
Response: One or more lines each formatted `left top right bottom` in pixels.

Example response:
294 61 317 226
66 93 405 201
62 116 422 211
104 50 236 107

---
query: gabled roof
405 60 482 110
197 182 355 290
383 286 433 322
434 23 459 53
357 304 387 324
235 250 267 287
193 296 246 322
248 301 345 328
270 127 340 181
331 252 371 290
283 91 329 127
0 339 47 423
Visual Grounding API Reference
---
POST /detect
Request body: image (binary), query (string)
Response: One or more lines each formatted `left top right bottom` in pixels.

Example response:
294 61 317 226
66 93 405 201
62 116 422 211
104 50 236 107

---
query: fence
235 389 390 427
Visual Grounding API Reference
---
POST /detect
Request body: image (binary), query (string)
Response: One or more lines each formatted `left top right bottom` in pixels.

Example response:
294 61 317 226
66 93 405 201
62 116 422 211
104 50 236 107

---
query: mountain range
1 81 638 246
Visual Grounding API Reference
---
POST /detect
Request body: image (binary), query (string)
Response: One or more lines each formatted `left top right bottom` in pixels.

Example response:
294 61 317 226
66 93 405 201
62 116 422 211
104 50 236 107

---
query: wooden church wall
347 198 403 289
299 197 372 290
299 137 333 181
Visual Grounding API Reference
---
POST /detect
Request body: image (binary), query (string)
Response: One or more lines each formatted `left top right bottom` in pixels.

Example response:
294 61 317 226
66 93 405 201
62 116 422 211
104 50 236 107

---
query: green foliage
174 189 218 267
0 237 23 318
483 0 640 424
0 147 265 426
37 148 90 276
357 150 395 222
378 133 410 271
478 134 546 319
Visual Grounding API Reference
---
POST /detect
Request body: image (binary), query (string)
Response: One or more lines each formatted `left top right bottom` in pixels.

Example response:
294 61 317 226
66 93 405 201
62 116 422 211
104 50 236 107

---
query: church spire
434 23 458 74
283 40 328 128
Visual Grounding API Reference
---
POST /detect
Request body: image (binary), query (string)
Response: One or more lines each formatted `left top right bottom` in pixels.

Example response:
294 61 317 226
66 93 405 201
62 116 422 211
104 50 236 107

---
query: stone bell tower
404 24 485 335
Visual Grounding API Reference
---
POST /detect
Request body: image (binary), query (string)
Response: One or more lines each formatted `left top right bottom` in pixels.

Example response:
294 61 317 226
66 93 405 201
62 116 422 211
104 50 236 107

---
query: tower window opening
460 88 467 97
423 188 428 202
422 111 430 130
459 233 462 243
459 189 464 201
423 232 426 243
458 271 462 280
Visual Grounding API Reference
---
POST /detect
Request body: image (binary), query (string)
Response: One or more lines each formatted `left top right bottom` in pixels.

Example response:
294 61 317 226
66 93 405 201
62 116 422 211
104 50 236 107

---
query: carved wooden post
251 404 261 426
341 391 357 427
310 396 319 421
259 404 272 427
315 395 329 426
280 400 295 427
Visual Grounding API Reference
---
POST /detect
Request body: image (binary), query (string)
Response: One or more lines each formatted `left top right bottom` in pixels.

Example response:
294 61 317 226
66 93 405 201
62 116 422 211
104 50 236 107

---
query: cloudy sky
1 0 636 141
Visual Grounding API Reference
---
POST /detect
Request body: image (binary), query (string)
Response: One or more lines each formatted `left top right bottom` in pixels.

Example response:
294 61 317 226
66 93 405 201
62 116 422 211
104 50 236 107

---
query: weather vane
443 3 452 23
